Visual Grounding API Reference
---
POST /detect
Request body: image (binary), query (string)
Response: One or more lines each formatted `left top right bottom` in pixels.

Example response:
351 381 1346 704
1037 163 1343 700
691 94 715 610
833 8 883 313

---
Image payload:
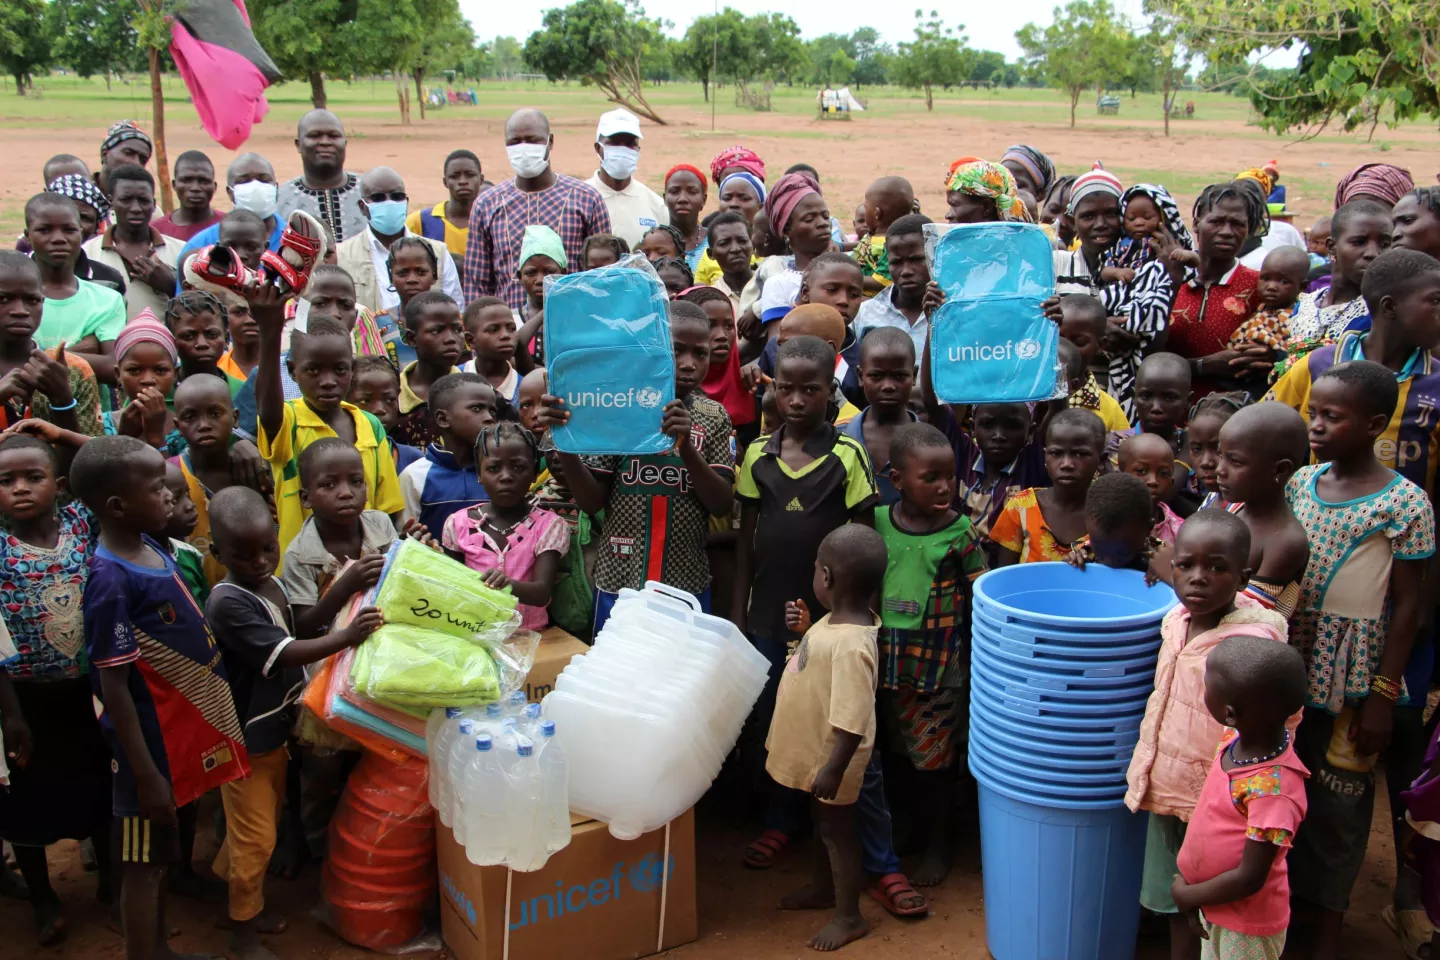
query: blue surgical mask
367 199 408 236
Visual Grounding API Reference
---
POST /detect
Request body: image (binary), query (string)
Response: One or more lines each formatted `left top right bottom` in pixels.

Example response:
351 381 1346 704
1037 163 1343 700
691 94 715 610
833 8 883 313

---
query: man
152 150 223 241
276 109 365 244
80 165 184 320
585 108 666 249
464 108 611 311
96 120 152 198
336 166 463 314
175 153 286 293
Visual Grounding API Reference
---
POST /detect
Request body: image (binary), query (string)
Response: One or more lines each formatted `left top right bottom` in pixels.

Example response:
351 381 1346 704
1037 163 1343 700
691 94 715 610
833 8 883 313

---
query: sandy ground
0 775 1409 960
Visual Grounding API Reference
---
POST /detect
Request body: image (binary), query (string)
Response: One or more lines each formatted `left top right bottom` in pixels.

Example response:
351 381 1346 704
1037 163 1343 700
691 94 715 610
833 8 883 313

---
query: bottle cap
523 703 541 720
475 734 493 751
445 707 463 718
458 719 475 733
541 720 556 737
486 703 503 717
517 741 533 757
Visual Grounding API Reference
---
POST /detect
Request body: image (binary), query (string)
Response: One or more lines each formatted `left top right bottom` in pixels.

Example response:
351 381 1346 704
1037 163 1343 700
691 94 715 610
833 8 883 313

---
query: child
205 486 382 960
852 214 932 363
1171 636 1310 959
72 435 249 960
442 422 567 631
375 236 442 340
540 301 734 630
304 264 400 366
406 149 480 275
163 291 240 395
1100 184 1188 285
217 209 270 273
348 356 421 474
1059 295 1130 433
990 409 1104 565
392 291 464 450
1110 352 1192 463
104 314 185 456
515 226 566 367
171 373 241 587
842 327 917 504
278 437 402 639
24 193 125 380
1124 511 1290 960
0 429 111 945
399 373 495 534
1067 471 1166 575
1286 199 1394 353
654 257 694 299
765 523 888 952
1215 402 1310 617
874 422 987 887
162 462 210 604
581 234 629 271
638 225 685 262
854 177 915 295
1182 392 1246 509
760 303 862 422
255 284 403 558
1281 361 1434 956
1227 247 1309 368
1117 432 1183 543
679 285 754 432
460 296 519 405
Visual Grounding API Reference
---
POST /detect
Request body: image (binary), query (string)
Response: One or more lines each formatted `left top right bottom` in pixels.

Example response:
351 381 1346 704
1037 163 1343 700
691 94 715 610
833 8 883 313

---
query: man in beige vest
335 166 463 315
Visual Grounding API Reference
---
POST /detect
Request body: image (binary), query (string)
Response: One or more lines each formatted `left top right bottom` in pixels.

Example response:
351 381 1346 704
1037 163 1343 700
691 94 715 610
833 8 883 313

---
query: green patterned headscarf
945 159 1030 222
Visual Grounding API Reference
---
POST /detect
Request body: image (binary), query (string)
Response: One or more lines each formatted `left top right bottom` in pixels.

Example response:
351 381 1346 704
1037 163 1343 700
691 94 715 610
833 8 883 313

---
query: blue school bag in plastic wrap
545 256 676 455
926 222 1061 404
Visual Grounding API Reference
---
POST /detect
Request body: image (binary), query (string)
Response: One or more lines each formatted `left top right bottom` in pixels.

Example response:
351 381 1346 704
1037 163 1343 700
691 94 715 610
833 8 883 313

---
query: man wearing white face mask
336 165 463 314
173 153 286 294
464 107 611 311
585 108 666 250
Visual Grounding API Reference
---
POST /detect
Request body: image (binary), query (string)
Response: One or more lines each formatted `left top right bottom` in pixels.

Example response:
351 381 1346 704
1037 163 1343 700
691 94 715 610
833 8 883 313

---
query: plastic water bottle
439 719 475 828
537 720 571 853
462 735 506 866
428 707 464 809
501 689 527 718
520 702 542 739
504 737 545 870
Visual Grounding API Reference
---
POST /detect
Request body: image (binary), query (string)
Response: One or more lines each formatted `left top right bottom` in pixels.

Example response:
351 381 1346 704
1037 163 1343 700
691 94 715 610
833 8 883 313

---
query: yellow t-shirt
1069 376 1131 433
405 204 469 261
258 399 404 559
173 456 227 587
694 250 760 286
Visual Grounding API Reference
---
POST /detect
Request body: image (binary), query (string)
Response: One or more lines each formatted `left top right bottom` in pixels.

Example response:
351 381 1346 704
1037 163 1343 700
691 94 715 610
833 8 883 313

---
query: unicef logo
636 387 663 408
628 853 676 892
1014 338 1041 360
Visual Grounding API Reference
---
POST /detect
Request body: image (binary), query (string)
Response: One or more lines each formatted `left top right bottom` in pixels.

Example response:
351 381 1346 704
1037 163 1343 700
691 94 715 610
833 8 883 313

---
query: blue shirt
174 216 287 294
399 442 489 535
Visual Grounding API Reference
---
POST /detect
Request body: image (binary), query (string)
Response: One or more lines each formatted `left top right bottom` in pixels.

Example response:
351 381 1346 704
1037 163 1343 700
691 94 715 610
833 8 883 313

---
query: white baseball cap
596 108 643 141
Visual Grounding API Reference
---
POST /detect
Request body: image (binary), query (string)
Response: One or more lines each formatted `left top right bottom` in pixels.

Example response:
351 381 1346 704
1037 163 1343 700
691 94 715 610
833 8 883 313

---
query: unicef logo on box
1015 338 1041 360
636 387 663 408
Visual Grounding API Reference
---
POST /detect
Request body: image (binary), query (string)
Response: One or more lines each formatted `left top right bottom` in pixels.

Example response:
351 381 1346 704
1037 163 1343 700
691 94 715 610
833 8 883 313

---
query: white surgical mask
600 145 639 181
231 180 278 220
507 143 549 179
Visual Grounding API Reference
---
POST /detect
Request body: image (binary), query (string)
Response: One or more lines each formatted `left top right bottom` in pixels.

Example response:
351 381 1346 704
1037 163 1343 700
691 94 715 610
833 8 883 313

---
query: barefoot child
990 408 1104 565
443 422 568 631
875 423 987 887
74 435 250 960
459 297 519 405
1117 432 1183 543
766 523 888 952
1214 402 1310 617
1171 636 1310 959
1227 246 1309 372
206 487 383 960
1125 511 1290 960
392 291 464 449
399 373 495 534
842 327 916 504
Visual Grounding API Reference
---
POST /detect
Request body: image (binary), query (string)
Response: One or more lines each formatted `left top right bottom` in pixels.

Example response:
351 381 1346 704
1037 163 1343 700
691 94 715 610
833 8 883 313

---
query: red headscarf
710 146 765 187
664 164 708 193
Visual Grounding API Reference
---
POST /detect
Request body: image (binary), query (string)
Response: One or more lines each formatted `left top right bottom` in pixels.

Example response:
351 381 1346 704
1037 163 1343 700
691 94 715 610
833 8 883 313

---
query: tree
805 33 856 85
1141 8 1192 136
826 49 857 85
249 0 362 108
133 0 182 212
746 12 806 86
0 0 53 96
402 0 473 117
524 0 667 123
677 10 748 101
851 27 892 87
1016 0 1130 126
1158 0 1440 136
489 36 525 78
969 50 1006 84
892 10 969 111
51 0 140 90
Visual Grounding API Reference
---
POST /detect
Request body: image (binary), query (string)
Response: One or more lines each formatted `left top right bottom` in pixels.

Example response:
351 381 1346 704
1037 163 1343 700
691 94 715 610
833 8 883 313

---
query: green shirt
170 538 210 606
38 278 126 349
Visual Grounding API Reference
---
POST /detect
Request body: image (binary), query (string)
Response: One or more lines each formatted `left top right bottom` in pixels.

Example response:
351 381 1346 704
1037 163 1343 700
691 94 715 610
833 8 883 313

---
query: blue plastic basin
974 563 1176 629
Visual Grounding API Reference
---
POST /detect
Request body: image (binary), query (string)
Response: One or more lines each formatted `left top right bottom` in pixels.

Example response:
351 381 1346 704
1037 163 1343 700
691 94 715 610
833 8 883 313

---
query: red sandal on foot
183 244 258 296
867 873 928 917
742 829 792 869
260 209 327 295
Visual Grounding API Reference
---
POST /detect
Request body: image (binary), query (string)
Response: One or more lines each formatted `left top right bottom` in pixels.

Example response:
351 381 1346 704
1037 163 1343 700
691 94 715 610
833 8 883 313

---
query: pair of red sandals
183 210 327 299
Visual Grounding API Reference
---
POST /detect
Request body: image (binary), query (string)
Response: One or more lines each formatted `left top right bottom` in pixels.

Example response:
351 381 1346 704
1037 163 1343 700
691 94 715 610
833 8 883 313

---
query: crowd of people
1 102 1439 960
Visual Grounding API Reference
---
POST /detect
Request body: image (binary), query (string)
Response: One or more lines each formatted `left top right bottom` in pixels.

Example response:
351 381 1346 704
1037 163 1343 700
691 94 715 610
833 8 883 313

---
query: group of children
2 134 1440 960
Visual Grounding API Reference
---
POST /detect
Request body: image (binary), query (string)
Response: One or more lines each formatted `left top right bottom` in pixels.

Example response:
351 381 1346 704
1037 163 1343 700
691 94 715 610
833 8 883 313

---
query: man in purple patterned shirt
463 108 611 311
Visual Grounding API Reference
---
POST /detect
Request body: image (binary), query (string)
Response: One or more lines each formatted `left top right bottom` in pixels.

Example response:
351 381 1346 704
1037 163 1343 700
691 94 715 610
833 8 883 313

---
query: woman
743 171 834 339
663 164 709 272
943 158 1029 224
1053 167 1123 298
1334 162 1415 208
710 145 766 188
1000 144 1057 203
695 172 764 285
1393 186 1440 260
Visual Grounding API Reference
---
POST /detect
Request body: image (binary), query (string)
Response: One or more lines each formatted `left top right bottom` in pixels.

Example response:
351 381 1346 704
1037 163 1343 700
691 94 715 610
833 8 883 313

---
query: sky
457 0 1151 61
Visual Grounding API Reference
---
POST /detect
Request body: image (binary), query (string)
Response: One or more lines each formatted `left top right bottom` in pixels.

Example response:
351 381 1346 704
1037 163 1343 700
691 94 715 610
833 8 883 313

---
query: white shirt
81 228 186 321
853 286 929 361
585 172 668 249
365 227 465 313
1239 220 1306 271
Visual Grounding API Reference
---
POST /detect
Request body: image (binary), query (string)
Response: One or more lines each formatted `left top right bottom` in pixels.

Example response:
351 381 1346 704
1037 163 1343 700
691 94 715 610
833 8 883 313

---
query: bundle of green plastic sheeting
373 538 519 640
350 623 502 709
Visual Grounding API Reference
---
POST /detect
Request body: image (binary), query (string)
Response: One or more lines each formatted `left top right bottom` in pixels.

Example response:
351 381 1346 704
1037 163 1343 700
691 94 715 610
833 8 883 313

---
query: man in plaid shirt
464 108 611 311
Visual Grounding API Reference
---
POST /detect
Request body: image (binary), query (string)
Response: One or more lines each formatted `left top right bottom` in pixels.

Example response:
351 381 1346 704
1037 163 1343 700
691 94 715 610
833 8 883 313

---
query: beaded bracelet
1371 675 1402 702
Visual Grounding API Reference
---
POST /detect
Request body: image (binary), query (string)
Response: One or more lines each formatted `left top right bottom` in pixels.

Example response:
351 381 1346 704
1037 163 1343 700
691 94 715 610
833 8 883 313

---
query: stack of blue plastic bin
969 562 1177 960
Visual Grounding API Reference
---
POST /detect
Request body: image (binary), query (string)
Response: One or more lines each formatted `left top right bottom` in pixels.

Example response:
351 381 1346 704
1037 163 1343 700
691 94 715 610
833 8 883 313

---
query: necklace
482 509 526 538
1228 729 1290 767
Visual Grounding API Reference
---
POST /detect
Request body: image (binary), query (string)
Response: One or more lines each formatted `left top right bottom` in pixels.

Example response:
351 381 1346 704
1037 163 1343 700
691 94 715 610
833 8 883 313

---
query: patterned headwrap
1001 144 1057 197
46 174 111 223
944 159 1029 222
114 311 178 366
517 225 566 273
1120 183 1193 250
1067 166 1123 215
1234 167 1275 196
101 120 153 161
1334 163 1415 208
710 146 765 186
718 172 766 205
664 164 708 194
765 172 822 237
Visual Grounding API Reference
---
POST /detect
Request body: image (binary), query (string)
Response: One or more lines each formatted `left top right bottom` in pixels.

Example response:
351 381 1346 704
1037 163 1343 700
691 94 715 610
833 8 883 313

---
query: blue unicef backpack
927 223 1060 404
544 260 676 455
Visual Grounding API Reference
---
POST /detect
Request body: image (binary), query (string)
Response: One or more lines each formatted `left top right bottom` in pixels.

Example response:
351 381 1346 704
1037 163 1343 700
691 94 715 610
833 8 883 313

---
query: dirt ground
0 776 1409 960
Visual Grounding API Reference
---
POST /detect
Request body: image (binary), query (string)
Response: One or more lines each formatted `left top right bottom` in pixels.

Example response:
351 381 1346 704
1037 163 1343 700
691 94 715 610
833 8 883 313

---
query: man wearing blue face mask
173 153 286 294
585 108 667 250
464 107 612 311
336 166 463 315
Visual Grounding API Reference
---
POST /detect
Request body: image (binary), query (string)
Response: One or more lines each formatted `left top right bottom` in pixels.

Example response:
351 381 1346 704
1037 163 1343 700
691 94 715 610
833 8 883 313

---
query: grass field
2 73 1435 237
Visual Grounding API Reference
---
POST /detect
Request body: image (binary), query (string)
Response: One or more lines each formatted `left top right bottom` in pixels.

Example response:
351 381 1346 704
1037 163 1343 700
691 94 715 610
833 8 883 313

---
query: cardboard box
437 809 697 960
525 627 589 703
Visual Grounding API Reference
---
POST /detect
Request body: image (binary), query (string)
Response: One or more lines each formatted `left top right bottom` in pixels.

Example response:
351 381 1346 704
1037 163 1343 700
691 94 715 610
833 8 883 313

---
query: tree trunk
12 74 23 97
308 71 327 108
1163 78 1171 137
148 47 174 214
701 76 709 102
395 76 411 124
1070 88 1079 127
413 68 426 120
924 83 933 111
105 70 112 92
